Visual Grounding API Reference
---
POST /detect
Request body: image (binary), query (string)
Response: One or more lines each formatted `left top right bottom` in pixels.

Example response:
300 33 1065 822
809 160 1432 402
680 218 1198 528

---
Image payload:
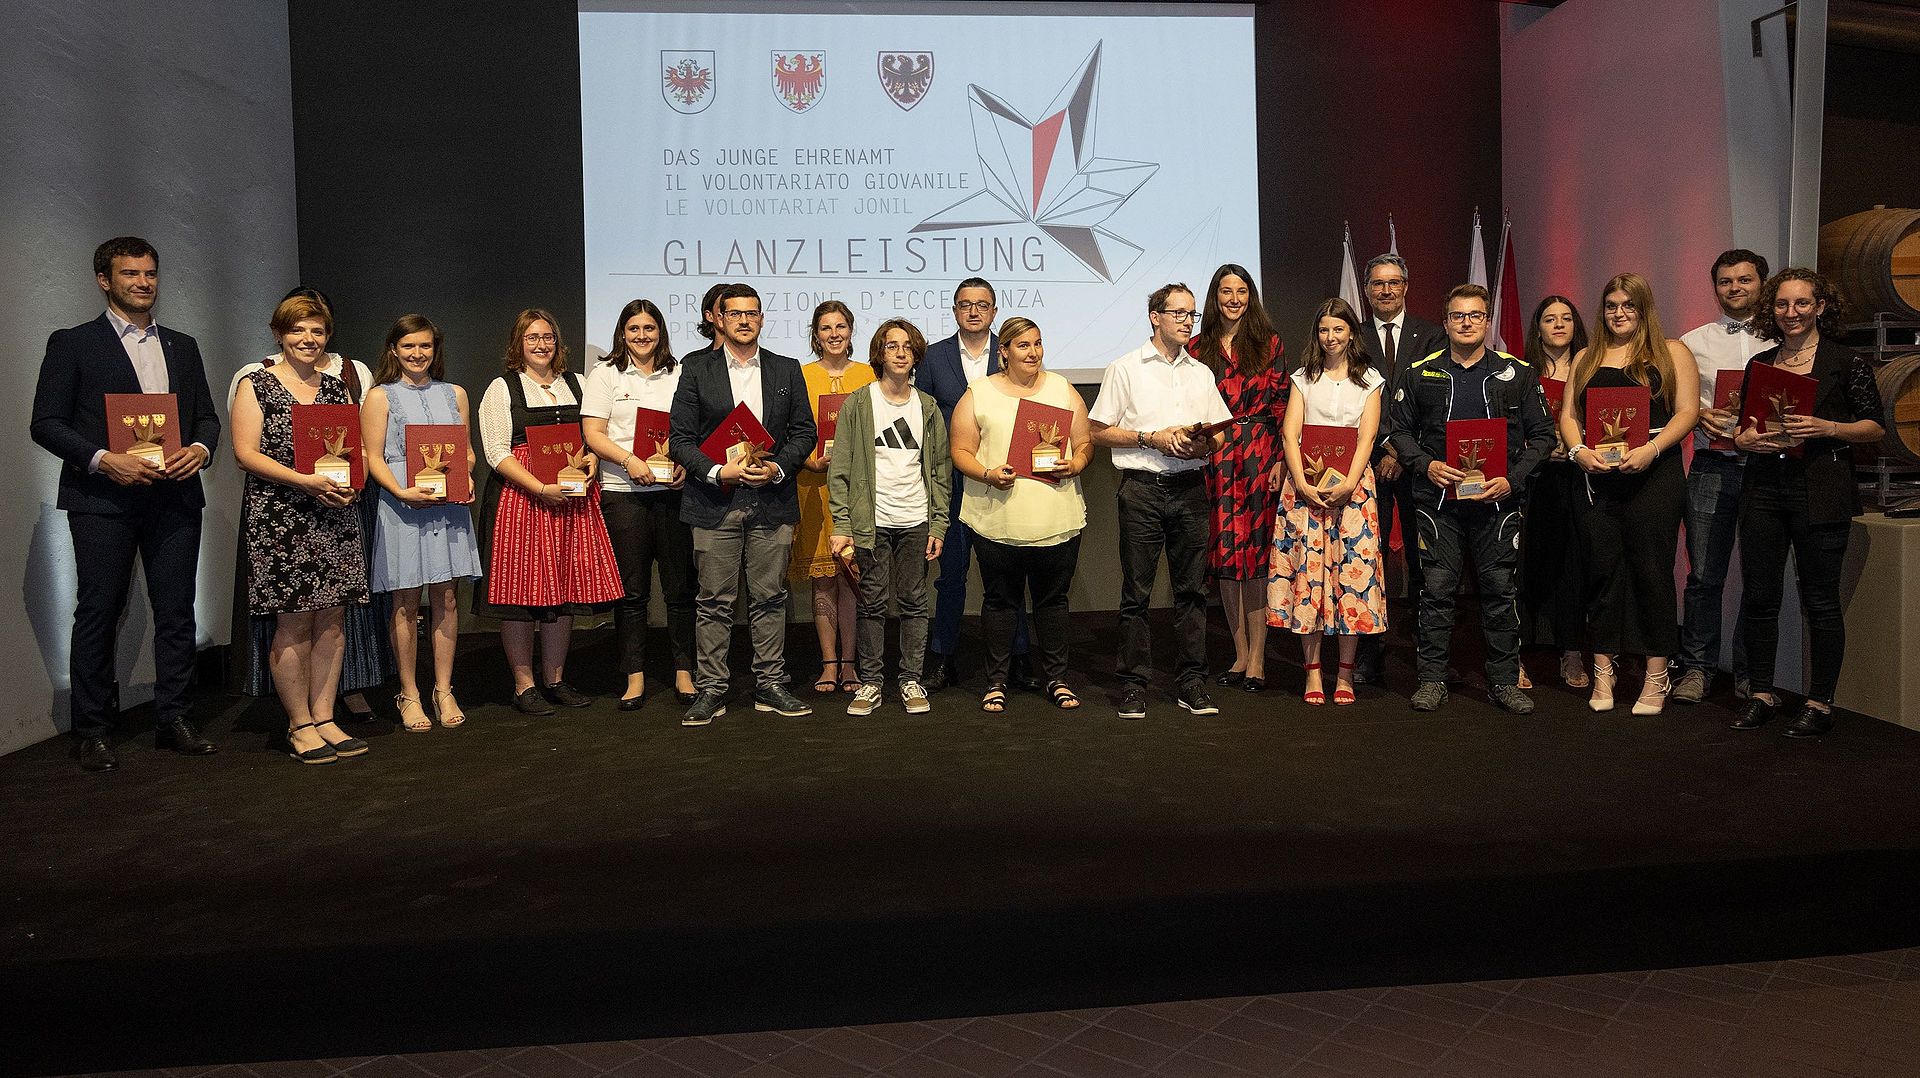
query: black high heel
1216 669 1246 688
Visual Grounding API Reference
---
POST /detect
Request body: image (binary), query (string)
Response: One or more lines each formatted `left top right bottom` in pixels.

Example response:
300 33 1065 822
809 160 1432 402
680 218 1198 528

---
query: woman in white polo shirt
581 299 697 710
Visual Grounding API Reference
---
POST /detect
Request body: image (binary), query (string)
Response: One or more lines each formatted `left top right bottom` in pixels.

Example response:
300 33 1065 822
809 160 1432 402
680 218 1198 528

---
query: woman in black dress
1518 295 1591 690
1559 273 1699 716
231 294 373 764
1730 269 1884 736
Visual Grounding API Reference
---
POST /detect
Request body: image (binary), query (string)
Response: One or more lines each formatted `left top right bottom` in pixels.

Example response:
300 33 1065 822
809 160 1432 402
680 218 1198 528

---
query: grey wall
1 1 299 756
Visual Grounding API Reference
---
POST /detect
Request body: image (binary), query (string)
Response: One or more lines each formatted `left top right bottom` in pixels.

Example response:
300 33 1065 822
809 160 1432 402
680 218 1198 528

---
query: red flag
1491 210 1523 355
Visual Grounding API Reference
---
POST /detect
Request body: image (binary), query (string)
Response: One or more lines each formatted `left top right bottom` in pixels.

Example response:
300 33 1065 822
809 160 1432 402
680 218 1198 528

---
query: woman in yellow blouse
791 300 877 693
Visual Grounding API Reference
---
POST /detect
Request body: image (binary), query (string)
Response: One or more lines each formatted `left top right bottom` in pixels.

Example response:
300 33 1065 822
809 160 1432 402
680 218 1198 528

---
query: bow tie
1725 320 1752 334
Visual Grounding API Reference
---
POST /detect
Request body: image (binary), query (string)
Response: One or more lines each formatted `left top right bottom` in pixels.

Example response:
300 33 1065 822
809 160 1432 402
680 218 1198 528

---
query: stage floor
6 611 1920 1075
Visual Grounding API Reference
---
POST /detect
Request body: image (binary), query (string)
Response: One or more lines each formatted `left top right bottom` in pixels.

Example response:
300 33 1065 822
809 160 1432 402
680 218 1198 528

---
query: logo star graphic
912 42 1158 282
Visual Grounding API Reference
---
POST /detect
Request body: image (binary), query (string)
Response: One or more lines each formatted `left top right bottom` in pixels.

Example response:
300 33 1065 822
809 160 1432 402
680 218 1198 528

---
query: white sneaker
847 683 883 716
900 679 931 713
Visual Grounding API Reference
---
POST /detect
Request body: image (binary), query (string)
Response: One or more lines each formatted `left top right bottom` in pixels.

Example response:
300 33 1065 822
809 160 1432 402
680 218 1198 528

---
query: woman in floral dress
1268 298 1387 705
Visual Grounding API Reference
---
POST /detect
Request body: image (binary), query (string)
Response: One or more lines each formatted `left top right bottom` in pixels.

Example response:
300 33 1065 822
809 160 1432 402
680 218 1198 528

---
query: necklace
1778 338 1817 366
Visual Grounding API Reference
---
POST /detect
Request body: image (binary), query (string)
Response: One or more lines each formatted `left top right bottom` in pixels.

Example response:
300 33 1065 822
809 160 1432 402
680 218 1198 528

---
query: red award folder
1739 361 1818 457
1709 369 1744 451
1008 398 1076 483
1445 418 1506 499
525 422 590 495
292 403 364 487
1583 384 1651 464
1540 377 1566 417
697 402 775 467
629 407 677 482
815 393 849 454
1299 424 1360 490
405 423 472 503
104 392 182 466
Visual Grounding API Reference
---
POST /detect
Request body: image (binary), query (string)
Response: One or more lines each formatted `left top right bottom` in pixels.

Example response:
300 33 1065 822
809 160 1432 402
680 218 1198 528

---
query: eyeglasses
1155 309 1199 322
1603 301 1638 314
954 300 996 313
881 341 915 354
720 309 764 321
1444 311 1488 325
521 333 558 344
1773 298 1819 313
1368 279 1407 292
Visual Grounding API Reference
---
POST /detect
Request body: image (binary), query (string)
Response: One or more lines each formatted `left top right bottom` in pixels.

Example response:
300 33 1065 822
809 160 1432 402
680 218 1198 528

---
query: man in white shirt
1090 284 1232 720
1673 248 1769 705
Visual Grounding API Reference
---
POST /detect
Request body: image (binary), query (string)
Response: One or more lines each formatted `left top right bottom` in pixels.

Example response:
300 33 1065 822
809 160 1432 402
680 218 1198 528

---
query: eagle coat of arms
877 51 932 111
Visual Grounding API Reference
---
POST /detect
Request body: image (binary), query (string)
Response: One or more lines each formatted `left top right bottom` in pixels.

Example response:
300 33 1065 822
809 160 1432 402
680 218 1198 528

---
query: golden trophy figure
1595 406 1635 464
1029 419 1065 473
313 426 354 486
1305 445 1350 491
554 442 590 496
415 442 451 499
1456 437 1491 498
1765 391 1796 435
124 413 167 466
645 436 677 482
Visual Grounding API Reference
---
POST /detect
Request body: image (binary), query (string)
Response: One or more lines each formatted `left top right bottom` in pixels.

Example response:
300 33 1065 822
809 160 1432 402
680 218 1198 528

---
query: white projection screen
579 1 1259 381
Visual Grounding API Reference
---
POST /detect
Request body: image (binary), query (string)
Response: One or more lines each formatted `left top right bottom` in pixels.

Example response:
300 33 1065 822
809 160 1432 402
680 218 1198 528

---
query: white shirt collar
1374 311 1405 333
106 307 158 341
724 346 761 369
1143 338 1194 365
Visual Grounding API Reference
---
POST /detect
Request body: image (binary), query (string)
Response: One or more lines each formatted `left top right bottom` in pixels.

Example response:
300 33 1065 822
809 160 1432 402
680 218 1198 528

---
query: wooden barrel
1878 352 1920 466
1820 207 1920 319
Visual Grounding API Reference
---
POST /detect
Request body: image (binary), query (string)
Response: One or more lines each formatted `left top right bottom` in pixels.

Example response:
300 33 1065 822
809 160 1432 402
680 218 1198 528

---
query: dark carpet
5 609 1919 1076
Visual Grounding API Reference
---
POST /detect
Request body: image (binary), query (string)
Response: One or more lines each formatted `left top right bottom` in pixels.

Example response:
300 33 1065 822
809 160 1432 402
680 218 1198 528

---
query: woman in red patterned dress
473 309 624 714
1192 264 1287 692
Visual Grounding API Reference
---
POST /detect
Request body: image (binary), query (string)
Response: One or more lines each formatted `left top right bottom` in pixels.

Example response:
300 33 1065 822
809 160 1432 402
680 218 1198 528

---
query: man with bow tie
1673 248 1770 706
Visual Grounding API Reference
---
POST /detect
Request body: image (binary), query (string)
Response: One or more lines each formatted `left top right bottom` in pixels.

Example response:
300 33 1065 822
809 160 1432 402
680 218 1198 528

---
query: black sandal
980 684 1008 713
1046 681 1081 710
814 660 842 694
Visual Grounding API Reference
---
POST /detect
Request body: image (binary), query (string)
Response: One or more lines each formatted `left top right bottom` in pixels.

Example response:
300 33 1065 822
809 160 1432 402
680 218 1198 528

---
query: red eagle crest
773 52 825 112
664 59 712 107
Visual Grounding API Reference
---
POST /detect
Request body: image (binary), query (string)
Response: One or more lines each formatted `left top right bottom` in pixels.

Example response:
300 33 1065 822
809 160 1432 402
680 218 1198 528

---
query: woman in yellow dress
792 300 877 692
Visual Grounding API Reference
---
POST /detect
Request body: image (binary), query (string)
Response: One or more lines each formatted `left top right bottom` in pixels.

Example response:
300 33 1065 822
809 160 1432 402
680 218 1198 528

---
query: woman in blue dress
361 314 483 731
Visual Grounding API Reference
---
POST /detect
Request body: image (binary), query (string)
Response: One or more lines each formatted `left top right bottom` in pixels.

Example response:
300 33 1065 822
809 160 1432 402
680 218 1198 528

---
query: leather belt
1120 468 1207 488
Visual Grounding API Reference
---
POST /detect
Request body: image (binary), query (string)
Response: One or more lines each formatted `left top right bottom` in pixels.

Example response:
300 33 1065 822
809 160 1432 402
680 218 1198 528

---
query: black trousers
1580 450 1685 657
973 534 1080 686
1739 481 1850 703
1115 470 1210 689
600 488 696 677
1414 500 1524 686
68 504 202 739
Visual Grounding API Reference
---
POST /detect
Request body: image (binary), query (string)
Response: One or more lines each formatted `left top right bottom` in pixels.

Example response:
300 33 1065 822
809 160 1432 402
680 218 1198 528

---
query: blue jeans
930 476 1028 660
1678 452 1747 676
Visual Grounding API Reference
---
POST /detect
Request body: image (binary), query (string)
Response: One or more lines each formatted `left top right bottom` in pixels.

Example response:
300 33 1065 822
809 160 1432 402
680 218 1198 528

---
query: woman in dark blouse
1730 268 1884 737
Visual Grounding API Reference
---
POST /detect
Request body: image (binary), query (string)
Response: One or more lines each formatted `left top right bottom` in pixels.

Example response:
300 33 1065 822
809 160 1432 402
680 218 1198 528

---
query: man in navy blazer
30 237 222 771
914 278 1031 690
669 283 817 725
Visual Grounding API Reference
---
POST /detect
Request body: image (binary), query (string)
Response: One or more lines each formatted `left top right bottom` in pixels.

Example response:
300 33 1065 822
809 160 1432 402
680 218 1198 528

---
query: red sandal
1334 661 1356 705
1303 662 1325 706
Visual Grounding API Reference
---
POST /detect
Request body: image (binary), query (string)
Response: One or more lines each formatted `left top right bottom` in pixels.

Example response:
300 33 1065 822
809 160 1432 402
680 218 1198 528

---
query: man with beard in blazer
914 278 1034 691
669 282 818 726
1354 253 1446 685
30 237 222 771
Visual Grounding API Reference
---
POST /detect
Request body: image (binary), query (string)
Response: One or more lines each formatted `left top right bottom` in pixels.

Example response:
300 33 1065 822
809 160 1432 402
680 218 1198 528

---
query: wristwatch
1137 430 1150 449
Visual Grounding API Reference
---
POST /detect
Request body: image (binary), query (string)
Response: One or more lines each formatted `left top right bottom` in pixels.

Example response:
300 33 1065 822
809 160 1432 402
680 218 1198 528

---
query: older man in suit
669 283 818 726
914 278 1032 691
1353 253 1447 684
30 237 222 771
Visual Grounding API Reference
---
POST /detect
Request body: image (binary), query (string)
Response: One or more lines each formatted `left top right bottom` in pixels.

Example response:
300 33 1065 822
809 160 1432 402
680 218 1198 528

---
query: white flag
1388 214 1399 256
1467 208 1489 290
1339 222 1363 317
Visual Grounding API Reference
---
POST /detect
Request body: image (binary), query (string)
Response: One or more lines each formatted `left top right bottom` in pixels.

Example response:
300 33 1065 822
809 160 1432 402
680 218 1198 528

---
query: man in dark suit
30 237 221 771
1353 254 1447 684
913 278 1031 690
669 283 818 726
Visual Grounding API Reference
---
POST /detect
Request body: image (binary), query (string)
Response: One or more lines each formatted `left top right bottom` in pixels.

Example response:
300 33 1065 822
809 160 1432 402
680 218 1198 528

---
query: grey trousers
691 509 794 693
854 523 932 685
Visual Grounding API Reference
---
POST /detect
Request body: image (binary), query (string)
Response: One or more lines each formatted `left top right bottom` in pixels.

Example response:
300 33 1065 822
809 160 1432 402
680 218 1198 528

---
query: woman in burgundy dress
1192 263 1287 691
